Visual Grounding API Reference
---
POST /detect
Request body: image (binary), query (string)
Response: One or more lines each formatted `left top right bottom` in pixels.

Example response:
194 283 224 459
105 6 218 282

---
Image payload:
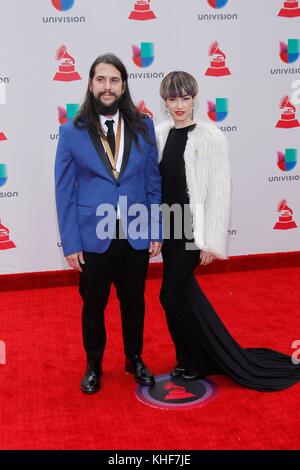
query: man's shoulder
128 114 154 138
140 114 152 124
59 119 85 136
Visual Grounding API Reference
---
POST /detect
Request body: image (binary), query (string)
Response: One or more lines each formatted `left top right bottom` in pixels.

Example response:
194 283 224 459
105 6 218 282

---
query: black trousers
79 226 149 369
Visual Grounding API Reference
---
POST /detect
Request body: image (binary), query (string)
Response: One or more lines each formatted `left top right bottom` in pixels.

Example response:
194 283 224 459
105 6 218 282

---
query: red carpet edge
0 251 300 292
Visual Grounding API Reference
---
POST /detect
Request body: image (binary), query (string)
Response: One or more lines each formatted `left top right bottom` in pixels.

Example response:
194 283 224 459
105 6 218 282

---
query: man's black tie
105 119 115 156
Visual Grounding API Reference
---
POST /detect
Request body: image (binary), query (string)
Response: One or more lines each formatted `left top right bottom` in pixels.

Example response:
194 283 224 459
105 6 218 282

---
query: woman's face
165 94 195 126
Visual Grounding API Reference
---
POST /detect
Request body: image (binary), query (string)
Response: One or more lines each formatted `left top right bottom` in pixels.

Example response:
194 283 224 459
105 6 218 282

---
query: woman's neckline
172 123 196 130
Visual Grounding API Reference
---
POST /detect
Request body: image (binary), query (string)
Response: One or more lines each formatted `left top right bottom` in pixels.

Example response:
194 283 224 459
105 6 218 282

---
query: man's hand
66 252 85 272
200 250 215 266
149 241 162 258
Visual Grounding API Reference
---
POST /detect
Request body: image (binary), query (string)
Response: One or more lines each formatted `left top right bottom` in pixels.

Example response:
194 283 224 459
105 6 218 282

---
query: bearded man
55 54 162 394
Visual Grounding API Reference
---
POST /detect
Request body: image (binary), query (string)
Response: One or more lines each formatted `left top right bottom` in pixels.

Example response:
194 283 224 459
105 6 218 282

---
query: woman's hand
200 250 215 266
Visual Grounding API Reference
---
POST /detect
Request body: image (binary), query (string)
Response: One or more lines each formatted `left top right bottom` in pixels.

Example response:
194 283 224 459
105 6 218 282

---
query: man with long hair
55 54 162 394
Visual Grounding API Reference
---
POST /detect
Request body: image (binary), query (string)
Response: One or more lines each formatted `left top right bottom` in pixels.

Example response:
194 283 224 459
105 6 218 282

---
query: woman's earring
164 106 170 121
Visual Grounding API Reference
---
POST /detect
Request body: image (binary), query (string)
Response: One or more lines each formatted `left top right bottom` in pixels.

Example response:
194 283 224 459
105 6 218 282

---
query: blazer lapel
88 127 115 180
119 121 132 180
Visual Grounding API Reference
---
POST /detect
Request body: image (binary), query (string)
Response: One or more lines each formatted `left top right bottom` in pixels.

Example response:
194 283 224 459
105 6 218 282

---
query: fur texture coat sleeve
155 121 231 259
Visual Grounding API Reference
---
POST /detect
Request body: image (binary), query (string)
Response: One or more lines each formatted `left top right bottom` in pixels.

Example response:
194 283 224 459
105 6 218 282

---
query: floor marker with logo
136 374 218 410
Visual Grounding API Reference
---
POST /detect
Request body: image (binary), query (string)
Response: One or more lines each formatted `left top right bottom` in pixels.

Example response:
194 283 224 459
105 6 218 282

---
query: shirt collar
99 110 119 130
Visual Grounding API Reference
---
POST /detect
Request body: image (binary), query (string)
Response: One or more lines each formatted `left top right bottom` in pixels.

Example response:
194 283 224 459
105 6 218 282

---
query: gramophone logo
207 98 228 122
132 43 155 68
0 132 7 141
207 0 229 8
57 103 80 124
0 164 7 187
136 100 153 118
279 39 300 63
277 148 298 171
0 220 16 250
278 0 300 17
273 199 297 230
136 373 218 410
51 0 75 11
129 1 156 21
53 45 81 82
276 95 300 128
205 41 231 77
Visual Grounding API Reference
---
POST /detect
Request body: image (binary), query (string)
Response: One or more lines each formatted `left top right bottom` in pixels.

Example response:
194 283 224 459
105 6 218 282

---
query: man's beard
92 93 123 116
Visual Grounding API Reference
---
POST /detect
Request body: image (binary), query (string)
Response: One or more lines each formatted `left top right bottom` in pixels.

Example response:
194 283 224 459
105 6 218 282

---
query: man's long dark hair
74 53 151 144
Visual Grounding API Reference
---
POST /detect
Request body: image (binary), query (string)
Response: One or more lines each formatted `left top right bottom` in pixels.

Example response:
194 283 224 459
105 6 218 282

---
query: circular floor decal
136 373 218 410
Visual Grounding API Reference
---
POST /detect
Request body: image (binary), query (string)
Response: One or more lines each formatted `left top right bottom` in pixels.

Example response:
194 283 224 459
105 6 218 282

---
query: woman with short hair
156 71 300 391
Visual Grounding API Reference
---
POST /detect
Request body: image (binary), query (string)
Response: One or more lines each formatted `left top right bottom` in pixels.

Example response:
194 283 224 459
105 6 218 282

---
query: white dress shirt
99 110 124 174
99 110 125 219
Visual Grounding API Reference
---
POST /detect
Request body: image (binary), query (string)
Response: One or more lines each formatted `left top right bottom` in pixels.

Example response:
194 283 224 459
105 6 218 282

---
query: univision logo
43 0 86 23
0 164 20 198
268 149 299 183
57 103 80 124
198 0 237 21
277 148 297 171
207 98 238 132
207 98 228 122
132 43 154 68
270 39 300 75
51 0 75 11
130 42 164 79
280 39 300 63
207 0 229 8
0 164 7 187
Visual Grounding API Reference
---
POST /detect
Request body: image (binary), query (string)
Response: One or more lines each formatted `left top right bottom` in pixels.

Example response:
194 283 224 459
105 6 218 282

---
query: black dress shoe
80 366 102 394
170 365 187 377
125 356 155 386
182 370 204 381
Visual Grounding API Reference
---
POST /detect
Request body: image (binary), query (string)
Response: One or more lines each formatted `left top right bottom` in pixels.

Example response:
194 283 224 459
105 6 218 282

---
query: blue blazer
55 117 162 257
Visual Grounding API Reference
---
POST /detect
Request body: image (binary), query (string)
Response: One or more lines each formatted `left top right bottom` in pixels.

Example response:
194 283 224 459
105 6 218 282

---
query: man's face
90 63 125 110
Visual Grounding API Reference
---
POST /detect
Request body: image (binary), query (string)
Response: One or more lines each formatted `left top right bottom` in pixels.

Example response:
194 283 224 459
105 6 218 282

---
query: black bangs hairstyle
160 71 198 100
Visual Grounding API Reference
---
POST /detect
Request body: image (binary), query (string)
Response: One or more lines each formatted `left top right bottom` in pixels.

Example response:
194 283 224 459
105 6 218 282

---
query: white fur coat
155 121 231 259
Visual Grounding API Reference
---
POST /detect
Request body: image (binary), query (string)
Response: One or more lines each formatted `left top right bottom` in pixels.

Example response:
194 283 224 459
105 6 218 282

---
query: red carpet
0 267 300 450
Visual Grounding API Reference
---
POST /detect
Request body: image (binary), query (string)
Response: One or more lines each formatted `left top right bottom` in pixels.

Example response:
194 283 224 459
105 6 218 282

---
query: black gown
159 125 300 391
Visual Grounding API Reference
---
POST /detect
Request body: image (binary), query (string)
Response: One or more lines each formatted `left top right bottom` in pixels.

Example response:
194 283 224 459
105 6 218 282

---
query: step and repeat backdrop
0 0 300 274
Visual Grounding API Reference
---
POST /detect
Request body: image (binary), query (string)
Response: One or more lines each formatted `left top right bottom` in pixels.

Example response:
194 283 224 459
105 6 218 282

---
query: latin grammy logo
164 382 196 400
205 41 231 77
136 100 153 118
273 199 298 230
53 45 81 82
0 132 7 141
276 96 300 128
0 220 16 250
129 0 156 21
136 373 218 409
278 0 300 17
